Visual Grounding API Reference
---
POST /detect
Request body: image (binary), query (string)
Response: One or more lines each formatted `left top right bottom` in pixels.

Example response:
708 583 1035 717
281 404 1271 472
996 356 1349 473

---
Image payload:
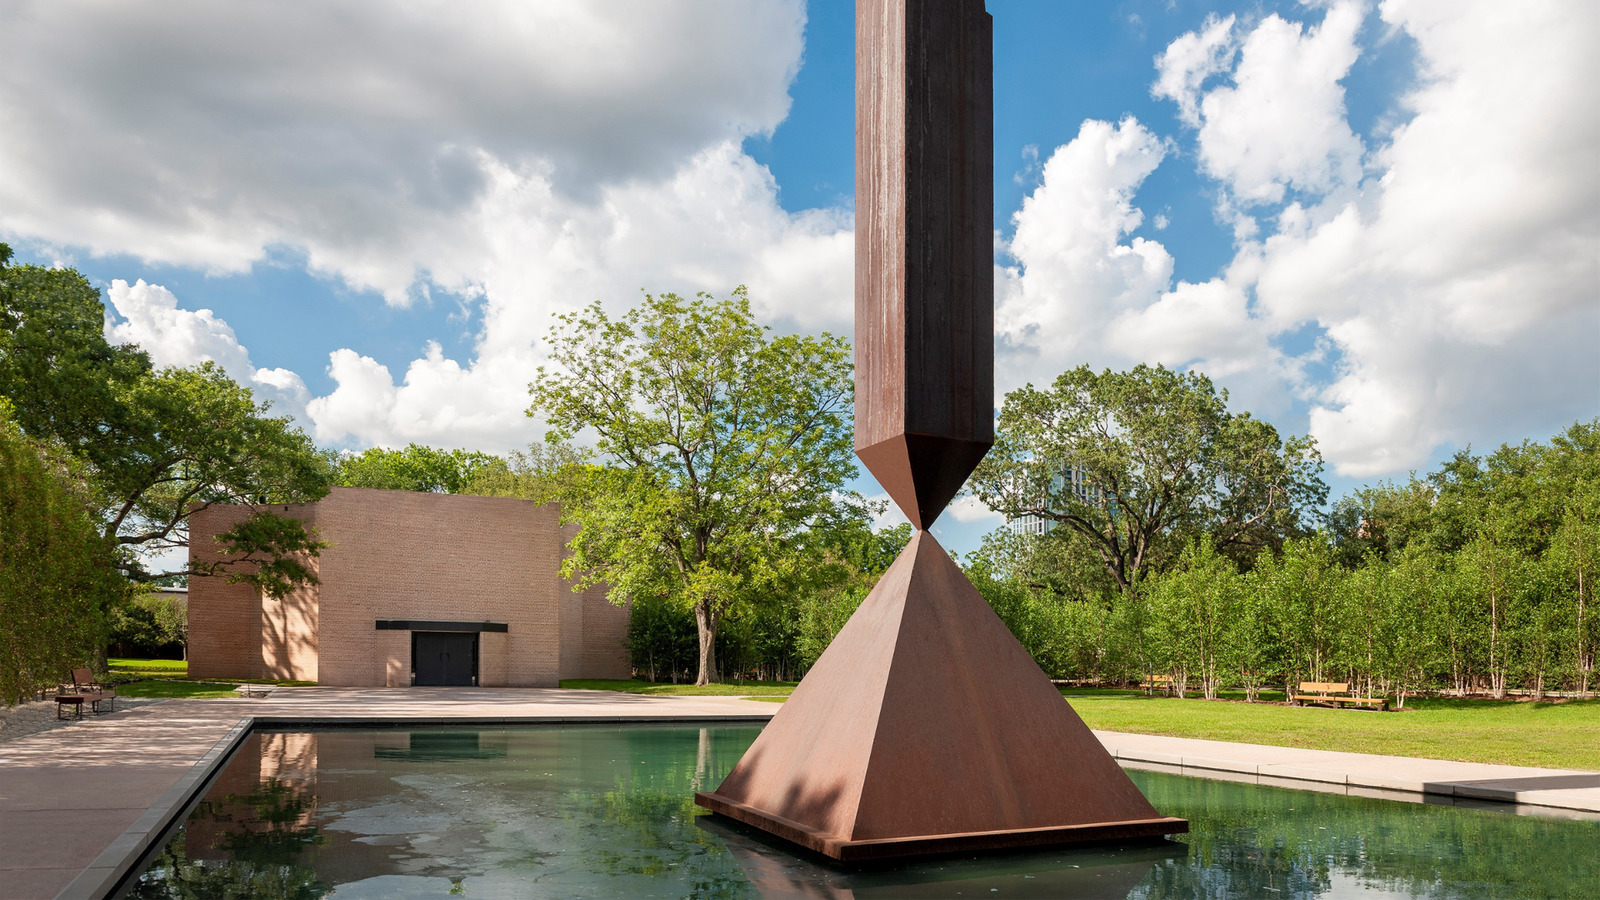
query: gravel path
0 695 169 745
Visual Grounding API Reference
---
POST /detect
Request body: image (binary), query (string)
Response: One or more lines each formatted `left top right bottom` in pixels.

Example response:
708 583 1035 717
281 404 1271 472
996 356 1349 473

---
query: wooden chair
58 668 115 714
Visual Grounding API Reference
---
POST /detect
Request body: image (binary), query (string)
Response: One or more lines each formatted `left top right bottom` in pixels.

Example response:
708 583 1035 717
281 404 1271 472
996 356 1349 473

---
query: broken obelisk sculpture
695 0 1186 860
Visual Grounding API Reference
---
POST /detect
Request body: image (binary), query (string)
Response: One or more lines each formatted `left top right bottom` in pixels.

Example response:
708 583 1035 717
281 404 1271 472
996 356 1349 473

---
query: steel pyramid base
695 531 1186 862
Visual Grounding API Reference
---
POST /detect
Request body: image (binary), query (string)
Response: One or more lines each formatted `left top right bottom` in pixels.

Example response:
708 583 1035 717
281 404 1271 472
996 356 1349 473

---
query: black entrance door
412 632 477 686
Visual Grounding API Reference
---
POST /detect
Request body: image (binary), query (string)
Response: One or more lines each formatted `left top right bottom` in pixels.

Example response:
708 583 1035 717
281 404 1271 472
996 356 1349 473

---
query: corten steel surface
852 0 994 529
695 0 1185 861
695 533 1186 860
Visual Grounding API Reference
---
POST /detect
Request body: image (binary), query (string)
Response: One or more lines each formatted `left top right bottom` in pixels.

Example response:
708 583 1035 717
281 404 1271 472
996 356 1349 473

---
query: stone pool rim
33 689 1598 900
63 713 774 900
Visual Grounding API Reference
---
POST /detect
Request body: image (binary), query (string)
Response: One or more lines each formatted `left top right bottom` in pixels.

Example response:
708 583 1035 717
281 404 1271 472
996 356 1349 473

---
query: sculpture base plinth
696 790 1186 862
694 531 1186 862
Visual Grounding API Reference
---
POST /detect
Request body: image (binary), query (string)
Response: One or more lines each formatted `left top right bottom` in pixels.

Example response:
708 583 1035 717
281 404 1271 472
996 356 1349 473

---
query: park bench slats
1292 681 1388 711
1142 673 1175 696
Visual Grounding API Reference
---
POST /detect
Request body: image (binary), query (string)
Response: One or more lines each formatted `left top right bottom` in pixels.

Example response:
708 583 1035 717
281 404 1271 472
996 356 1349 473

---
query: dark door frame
410 631 479 686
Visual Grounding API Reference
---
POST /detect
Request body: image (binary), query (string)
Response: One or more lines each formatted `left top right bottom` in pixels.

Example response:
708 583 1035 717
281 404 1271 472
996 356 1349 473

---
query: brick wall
554 522 632 680
576 583 632 679
187 487 628 687
312 488 564 687
188 503 266 681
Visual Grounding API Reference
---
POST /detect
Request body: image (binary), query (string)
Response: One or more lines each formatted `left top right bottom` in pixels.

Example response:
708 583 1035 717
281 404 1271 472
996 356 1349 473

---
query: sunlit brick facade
187 487 629 686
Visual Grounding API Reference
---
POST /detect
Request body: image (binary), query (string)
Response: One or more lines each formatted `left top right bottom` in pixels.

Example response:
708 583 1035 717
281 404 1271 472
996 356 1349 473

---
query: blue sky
2 0 1596 556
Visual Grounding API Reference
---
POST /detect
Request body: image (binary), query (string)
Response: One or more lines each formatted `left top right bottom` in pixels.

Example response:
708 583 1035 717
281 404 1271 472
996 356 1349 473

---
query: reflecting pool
121 724 1599 899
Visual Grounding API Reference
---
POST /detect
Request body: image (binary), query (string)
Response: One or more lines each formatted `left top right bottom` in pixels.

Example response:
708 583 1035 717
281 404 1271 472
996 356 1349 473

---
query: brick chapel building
187 487 630 687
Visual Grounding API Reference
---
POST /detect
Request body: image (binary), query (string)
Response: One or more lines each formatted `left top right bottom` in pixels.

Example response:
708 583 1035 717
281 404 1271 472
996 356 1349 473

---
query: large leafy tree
0 252 331 591
0 403 123 700
334 443 501 493
970 364 1327 594
529 287 861 685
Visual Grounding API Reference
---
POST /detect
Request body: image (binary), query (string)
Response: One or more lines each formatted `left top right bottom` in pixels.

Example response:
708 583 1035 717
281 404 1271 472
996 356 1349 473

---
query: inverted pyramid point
695 531 1185 861
855 434 993 530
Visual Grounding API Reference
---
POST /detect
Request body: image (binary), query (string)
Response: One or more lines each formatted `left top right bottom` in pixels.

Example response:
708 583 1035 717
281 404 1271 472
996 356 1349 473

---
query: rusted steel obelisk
695 0 1186 861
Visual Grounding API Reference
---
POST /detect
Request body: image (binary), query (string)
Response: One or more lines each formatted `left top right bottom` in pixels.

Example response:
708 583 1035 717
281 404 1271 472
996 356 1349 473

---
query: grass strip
1062 689 1600 771
108 658 188 677
562 681 1598 768
116 680 242 700
559 678 797 696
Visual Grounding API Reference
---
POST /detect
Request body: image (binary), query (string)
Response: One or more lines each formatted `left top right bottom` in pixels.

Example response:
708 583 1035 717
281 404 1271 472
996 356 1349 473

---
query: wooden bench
1291 681 1388 711
1142 674 1175 696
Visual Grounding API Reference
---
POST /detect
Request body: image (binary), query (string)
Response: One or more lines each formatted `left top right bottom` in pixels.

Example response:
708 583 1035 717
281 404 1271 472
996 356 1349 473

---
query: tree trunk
1579 564 1591 699
694 599 718 687
1490 587 1505 699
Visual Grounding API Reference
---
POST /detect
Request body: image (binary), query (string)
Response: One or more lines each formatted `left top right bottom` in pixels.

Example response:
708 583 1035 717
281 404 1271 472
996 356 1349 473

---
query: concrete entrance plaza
3 687 1597 900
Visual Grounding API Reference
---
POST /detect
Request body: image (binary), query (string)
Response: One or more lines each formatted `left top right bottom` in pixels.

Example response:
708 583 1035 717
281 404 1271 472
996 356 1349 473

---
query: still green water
122 724 1598 899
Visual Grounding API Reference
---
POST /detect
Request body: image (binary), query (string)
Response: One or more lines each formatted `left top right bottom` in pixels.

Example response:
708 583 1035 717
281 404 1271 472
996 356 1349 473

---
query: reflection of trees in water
575 742 755 900
1129 771 1600 900
125 778 328 900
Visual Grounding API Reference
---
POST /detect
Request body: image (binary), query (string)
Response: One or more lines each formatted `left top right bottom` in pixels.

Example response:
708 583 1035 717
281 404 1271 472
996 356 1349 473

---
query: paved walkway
1095 730 1600 814
1 687 1595 900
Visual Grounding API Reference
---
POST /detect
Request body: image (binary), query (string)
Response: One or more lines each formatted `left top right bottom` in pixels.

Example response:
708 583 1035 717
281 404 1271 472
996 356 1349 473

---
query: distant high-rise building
1006 463 1101 536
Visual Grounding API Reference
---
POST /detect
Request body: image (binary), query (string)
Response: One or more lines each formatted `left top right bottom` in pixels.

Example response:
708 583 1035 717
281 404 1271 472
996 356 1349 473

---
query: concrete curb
1107 747 1600 814
37 699 1599 899
51 713 777 900
55 716 256 900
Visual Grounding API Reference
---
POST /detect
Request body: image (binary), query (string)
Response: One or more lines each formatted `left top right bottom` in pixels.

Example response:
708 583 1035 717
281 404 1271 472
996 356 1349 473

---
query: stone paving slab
1095 729 1600 813
2 687 1596 899
1 688 780 900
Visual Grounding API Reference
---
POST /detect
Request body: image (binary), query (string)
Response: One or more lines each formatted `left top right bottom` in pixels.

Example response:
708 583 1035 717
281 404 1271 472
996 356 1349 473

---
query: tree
1379 546 1444 709
970 364 1326 596
462 440 594 506
529 288 860 685
1457 521 1526 699
1339 556 1386 698
0 259 332 584
1247 537 1343 696
1145 539 1242 699
334 443 501 493
0 404 122 702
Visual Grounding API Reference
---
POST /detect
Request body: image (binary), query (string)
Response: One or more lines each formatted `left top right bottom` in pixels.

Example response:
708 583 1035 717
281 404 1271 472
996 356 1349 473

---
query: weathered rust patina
695 0 1186 860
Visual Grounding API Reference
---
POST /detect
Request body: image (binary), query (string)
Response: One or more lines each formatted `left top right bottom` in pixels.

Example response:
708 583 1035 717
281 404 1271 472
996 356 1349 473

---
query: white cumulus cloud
103 279 311 422
2 0 854 453
1255 0 1600 475
1192 1 1367 207
1003 0 1598 482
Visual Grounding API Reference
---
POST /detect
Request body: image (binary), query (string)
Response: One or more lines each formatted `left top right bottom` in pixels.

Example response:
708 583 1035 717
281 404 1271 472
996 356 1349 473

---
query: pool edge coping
51 709 1599 899
1106 748 1600 814
53 713 778 900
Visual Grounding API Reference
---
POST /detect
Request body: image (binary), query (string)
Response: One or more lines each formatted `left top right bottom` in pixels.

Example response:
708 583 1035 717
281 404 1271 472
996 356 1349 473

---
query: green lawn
107 659 312 688
559 678 798 696
1061 688 1600 771
115 680 241 699
109 658 187 678
590 679 1599 770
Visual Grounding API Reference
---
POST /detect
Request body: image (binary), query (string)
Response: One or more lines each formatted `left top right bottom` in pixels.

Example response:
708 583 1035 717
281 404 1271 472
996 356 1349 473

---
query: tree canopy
0 255 331 588
0 402 122 700
528 287 863 685
334 443 501 494
969 364 1327 594
967 418 1599 703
